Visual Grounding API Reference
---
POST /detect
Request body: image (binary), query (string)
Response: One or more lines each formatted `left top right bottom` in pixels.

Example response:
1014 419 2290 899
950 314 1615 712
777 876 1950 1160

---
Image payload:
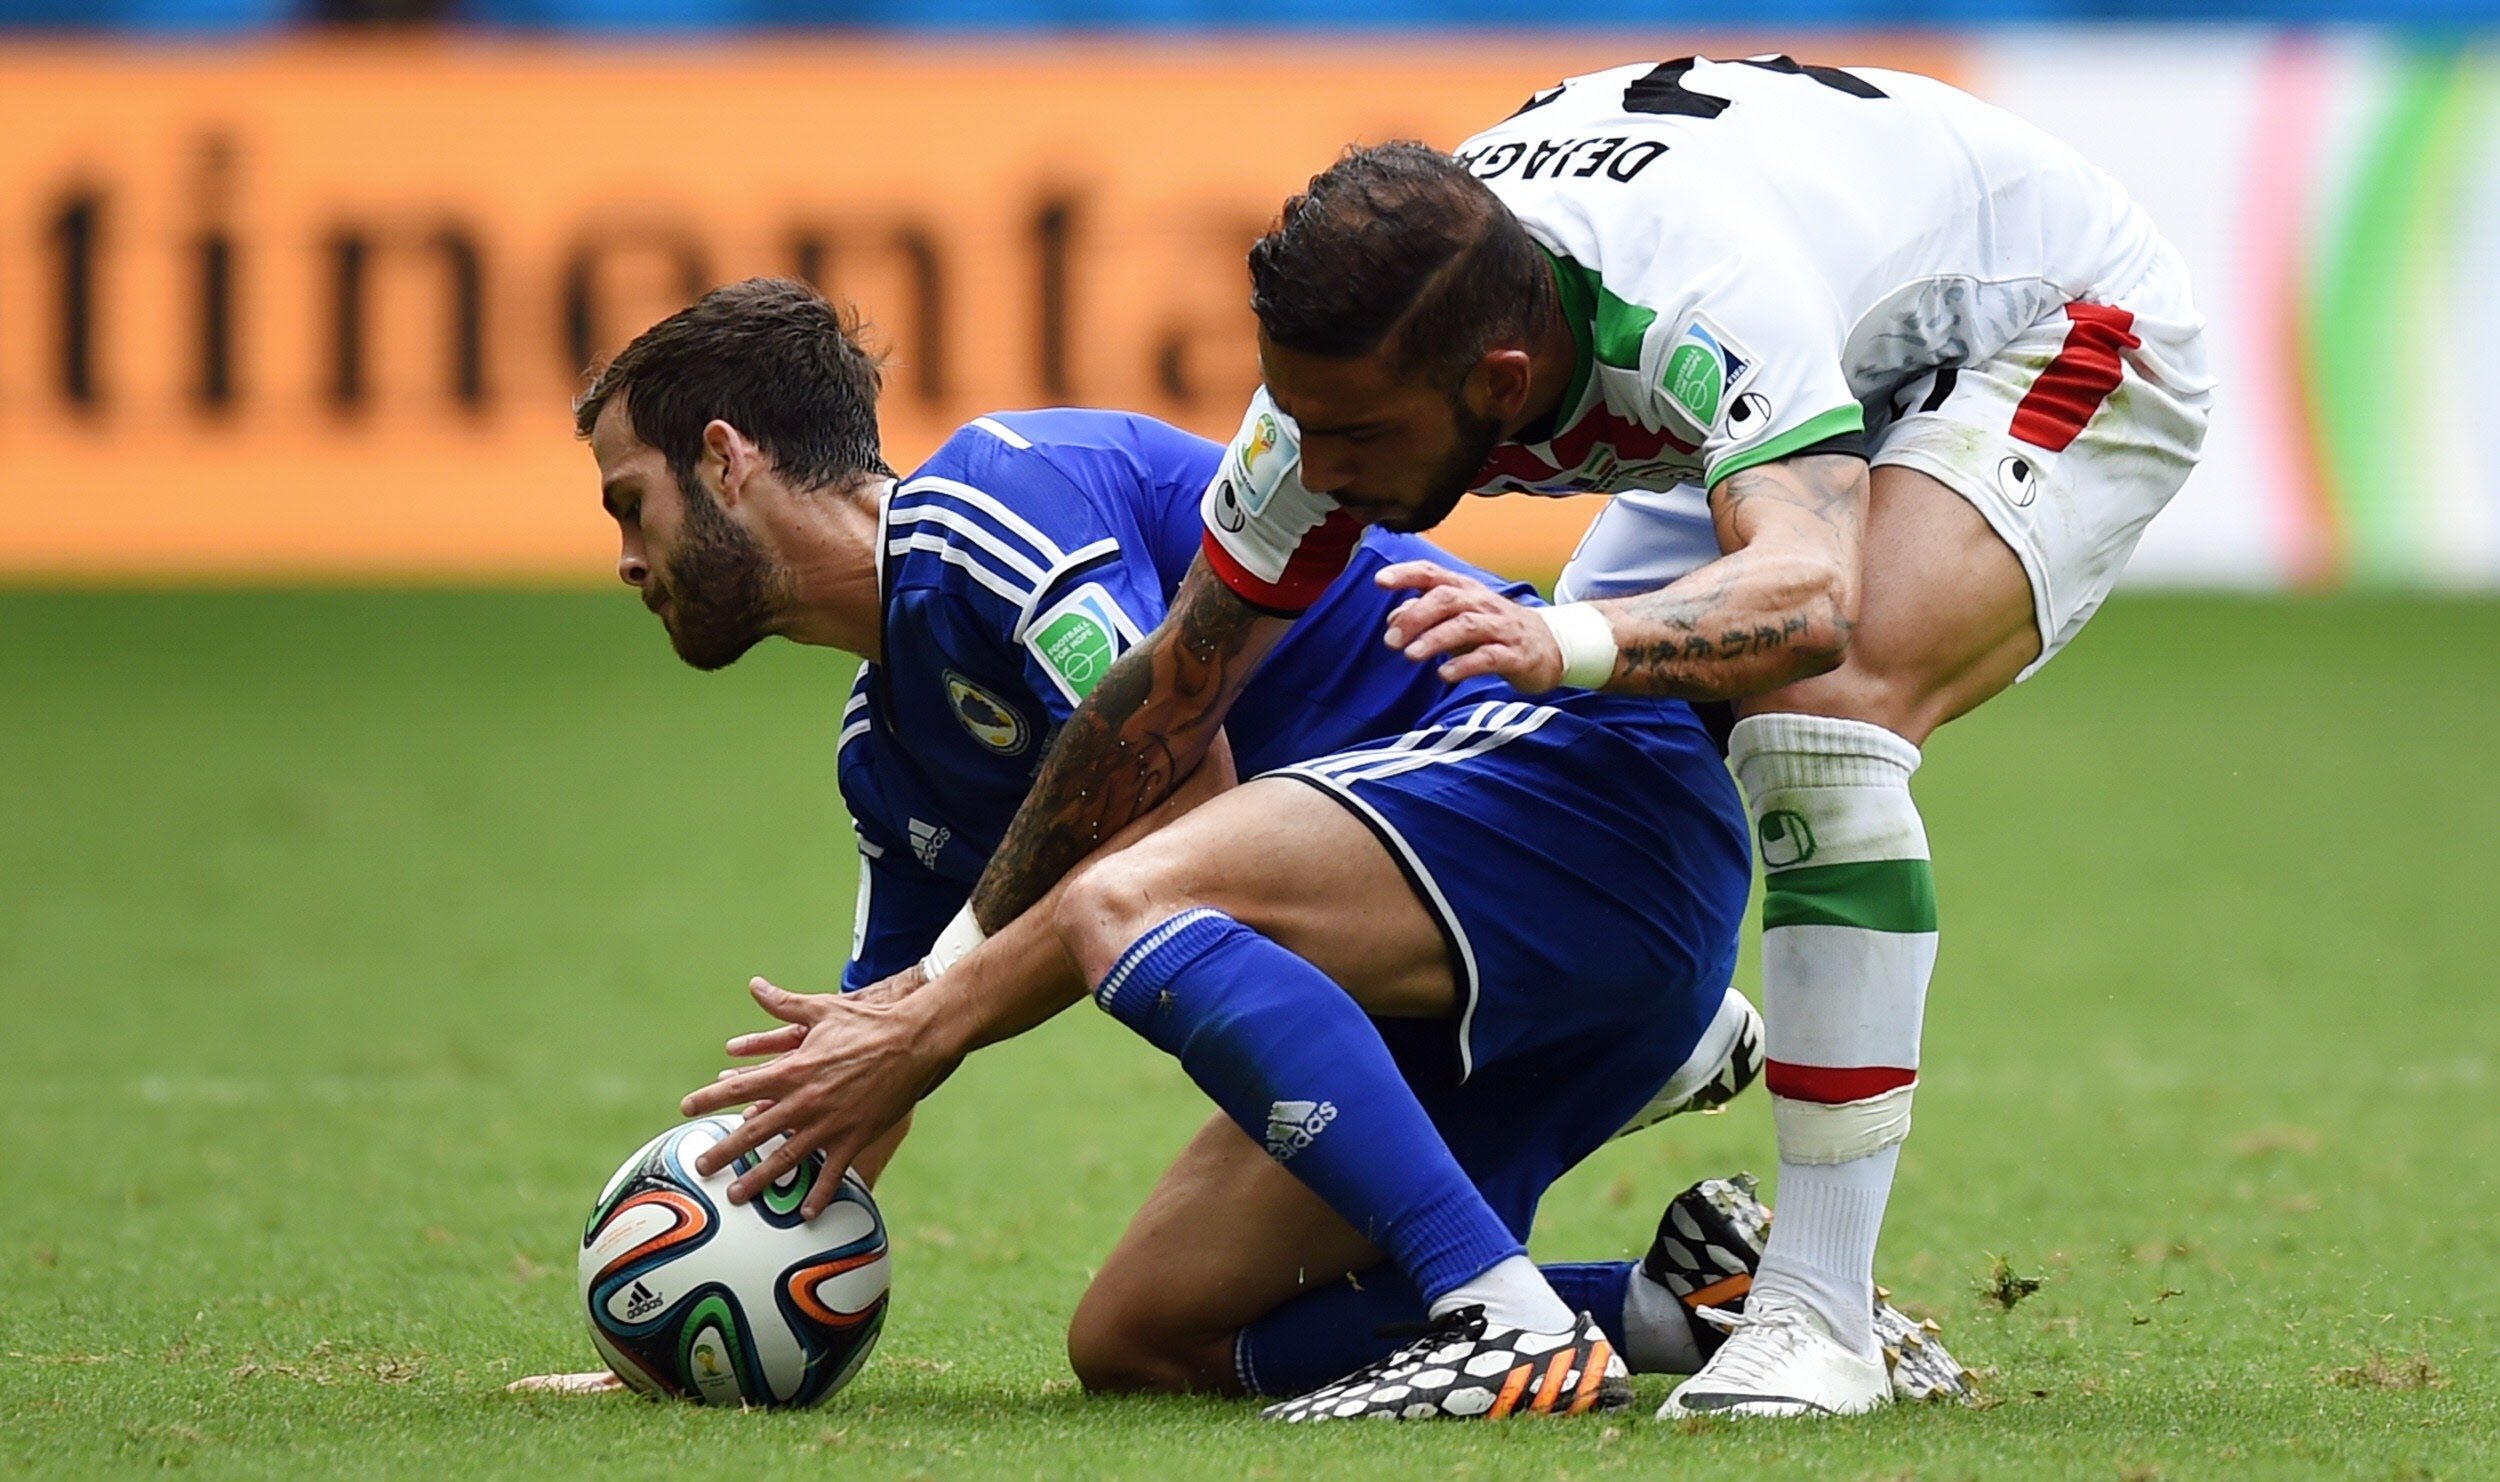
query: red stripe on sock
1765 1061 1917 1103
2007 302 2140 453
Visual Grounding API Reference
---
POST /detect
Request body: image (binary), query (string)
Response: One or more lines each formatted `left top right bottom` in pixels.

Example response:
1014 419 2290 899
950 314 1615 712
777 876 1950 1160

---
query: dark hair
574 277 892 495
1248 141 1553 386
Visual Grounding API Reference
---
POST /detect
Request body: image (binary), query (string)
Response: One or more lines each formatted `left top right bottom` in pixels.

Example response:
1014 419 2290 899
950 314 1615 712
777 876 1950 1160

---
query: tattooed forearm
968 558 1284 932
1600 454 1869 700
967 644 1178 930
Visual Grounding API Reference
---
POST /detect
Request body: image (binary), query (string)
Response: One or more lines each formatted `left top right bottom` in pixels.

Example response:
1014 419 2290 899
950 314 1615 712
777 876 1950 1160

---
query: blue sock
1095 908 1525 1307
1235 1266 1428 1399
1235 1262 1639 1398
1544 1262 1634 1352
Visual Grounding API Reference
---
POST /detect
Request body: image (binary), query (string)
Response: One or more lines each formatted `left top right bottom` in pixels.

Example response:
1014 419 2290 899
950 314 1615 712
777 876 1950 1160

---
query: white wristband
921 904 987 980
1535 602 1619 690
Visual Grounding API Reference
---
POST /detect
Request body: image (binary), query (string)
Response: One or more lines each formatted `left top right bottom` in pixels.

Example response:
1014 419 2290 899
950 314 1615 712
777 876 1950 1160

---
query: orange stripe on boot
1487 1363 1534 1418
1567 1339 1615 1415
1686 1272 1753 1309
1530 1350 1574 1413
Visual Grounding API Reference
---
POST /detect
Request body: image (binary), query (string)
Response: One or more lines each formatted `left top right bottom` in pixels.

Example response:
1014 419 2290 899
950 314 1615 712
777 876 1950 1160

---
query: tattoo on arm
1606 453 1868 699
968 558 1281 931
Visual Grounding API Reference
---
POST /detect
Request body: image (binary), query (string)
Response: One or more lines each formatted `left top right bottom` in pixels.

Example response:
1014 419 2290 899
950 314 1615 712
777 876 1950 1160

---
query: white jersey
1201 57 2171 610
1458 57 2159 495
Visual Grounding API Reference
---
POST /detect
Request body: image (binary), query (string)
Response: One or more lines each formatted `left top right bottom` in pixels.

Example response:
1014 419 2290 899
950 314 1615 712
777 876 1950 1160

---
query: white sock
1727 713 1935 1363
1430 1254 1575 1332
1620 1267 1707 1374
1755 1145 1899 1358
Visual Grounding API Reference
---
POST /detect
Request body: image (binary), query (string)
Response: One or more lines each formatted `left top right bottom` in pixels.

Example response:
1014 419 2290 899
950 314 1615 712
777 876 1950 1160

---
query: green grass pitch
2 588 2494 1478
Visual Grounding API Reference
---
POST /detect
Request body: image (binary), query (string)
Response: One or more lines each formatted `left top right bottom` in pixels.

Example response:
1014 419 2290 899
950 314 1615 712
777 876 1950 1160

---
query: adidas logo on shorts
1264 1099 1338 1162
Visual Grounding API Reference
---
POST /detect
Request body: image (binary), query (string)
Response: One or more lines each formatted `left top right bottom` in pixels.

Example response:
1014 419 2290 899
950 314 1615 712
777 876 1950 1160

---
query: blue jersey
839 409 1540 989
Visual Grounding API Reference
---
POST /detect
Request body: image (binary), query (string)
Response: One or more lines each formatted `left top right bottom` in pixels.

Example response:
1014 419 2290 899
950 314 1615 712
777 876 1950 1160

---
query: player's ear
702 419 760 507
1467 347 1535 424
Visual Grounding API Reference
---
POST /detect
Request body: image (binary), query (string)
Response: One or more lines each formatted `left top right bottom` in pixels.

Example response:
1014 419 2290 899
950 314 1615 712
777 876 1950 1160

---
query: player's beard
656 482 782 672
1377 400 1505 535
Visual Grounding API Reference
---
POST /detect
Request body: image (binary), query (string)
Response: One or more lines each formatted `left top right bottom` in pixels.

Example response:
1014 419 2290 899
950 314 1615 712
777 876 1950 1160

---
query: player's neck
772 475 890 662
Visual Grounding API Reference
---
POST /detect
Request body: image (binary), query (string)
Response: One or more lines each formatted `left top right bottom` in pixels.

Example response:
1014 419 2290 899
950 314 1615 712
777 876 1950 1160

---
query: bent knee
1065 1297 1223 1396
1054 842 1203 984
1748 659 1964 746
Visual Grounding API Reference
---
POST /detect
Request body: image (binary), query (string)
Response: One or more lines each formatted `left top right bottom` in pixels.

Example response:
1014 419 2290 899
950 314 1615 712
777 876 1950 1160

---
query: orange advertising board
0 39 1957 579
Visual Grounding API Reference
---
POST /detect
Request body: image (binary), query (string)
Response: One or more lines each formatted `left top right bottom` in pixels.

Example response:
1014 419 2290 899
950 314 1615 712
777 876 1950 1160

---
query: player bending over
777 60 2208 1421
538 280 1963 1417
1239 64 2210 1420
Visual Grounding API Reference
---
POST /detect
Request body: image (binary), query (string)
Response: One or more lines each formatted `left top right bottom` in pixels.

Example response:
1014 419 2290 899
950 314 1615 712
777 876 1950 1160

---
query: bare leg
1054 775 1454 1015
1051 776 1491 1391
1742 464 2040 741
1068 1112 1378 1394
1717 465 2035 1372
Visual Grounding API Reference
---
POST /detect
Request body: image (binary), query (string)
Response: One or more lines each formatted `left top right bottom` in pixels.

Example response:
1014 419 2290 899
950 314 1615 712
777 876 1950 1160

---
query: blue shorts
1263 688 1753 1240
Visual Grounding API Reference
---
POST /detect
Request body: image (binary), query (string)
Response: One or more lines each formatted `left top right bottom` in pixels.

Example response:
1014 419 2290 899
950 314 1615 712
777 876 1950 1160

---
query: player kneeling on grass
570 281 1965 1417
526 280 1971 1419
876 60 2207 1421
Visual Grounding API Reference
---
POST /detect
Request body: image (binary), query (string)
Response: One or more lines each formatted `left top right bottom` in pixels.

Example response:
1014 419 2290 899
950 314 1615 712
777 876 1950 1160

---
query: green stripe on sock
1762 859 1937 933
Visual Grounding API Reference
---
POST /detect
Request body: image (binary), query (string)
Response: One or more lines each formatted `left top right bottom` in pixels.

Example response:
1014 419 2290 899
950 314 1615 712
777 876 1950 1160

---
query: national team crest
943 670 1029 755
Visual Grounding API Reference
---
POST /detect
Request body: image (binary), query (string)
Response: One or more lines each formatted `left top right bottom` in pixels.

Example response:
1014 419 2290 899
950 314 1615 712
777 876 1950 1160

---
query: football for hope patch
1660 313 1755 432
1022 583 1144 705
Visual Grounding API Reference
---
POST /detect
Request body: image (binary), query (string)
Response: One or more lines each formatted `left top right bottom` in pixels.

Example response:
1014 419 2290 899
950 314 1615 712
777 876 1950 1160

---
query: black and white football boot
1259 1306 1631 1422
1872 1286 1977 1404
1641 1173 1775 1366
1645 1173 1976 1406
1612 991 1766 1138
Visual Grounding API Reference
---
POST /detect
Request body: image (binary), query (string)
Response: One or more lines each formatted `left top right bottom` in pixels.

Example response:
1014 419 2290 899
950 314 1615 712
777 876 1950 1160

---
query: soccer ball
578 1115 890 1406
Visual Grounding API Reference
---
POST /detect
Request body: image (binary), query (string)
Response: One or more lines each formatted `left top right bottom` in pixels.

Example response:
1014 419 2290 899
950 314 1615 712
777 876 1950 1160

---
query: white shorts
1559 240 2214 680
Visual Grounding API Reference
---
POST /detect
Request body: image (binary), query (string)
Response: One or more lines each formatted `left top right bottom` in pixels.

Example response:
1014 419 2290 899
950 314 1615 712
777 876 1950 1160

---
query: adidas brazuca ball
579 1115 890 1406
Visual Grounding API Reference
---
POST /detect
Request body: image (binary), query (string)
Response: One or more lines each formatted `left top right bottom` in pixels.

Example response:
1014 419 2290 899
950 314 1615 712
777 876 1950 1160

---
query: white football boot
1657 1287 1891 1419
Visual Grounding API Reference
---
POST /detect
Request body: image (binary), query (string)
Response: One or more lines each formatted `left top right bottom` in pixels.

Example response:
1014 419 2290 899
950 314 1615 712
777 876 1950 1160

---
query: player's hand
712 965 925 1064
679 977 960 1219
862 961 931 999
1376 561 1565 692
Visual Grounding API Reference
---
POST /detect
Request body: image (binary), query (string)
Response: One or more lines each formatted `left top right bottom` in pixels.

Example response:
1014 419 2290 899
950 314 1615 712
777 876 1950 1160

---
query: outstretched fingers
725 1024 806 1059
799 1145 868 1221
720 1109 815 1199
690 1084 800 1166
680 1060 776 1120
747 976 829 1025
